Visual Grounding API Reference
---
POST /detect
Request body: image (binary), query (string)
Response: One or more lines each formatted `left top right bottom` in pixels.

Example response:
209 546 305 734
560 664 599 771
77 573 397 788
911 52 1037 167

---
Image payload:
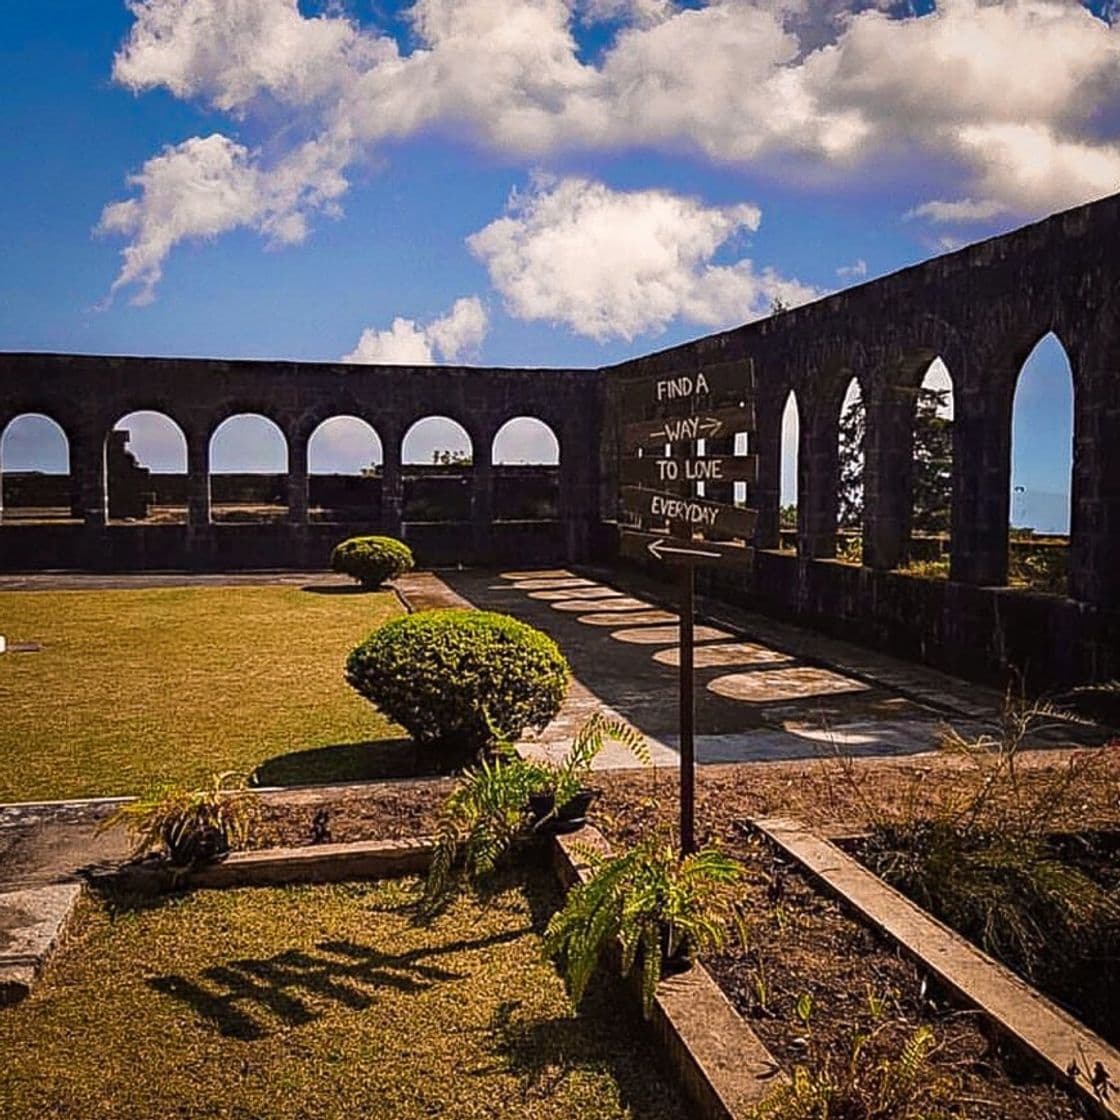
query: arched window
0 413 72 523
402 416 472 523
836 378 864 562
492 417 560 521
906 360 954 576
307 416 383 524
108 411 188 523
209 414 289 523
778 391 799 550
1009 333 1073 594
491 417 559 466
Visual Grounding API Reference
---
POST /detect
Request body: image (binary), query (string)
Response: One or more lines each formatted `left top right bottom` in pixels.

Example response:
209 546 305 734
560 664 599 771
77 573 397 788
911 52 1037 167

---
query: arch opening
492 417 560 521
904 359 954 577
107 412 188 523
402 416 473 523
307 416 383 525
778 391 799 552
0 413 74 523
209 414 289 523
1009 332 1073 595
836 378 864 563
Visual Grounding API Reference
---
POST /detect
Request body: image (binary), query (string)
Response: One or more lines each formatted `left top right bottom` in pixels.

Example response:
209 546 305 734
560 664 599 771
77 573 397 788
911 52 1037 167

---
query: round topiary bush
345 609 569 759
330 535 414 588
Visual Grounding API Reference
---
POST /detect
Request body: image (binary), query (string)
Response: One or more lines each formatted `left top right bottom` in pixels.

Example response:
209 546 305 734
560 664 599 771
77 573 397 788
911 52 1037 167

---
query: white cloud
100 0 1120 302
342 296 488 364
905 198 1004 223
467 176 815 341
836 258 867 279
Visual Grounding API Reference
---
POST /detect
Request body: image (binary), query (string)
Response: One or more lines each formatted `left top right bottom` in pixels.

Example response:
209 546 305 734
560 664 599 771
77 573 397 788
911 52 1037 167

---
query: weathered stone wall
604 192 1120 686
0 357 603 568
1 192 1117 685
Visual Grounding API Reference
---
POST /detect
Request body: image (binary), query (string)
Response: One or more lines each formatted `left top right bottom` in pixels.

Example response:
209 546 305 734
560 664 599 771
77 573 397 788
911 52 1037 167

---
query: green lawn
0 876 684 1119
0 585 411 802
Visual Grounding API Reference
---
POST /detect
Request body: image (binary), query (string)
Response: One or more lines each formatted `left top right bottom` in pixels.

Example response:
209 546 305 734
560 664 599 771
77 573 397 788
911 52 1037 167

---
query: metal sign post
617 358 757 856
678 563 696 855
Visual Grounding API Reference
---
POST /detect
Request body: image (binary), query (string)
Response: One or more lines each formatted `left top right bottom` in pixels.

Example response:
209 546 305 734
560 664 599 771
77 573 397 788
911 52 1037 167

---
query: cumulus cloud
836 258 867 279
904 198 1004 223
99 0 1120 301
467 176 816 341
342 296 488 364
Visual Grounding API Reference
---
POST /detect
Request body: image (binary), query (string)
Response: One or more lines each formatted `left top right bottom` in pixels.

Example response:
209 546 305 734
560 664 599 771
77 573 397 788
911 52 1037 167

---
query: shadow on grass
252 739 451 786
482 977 688 1118
150 928 531 1041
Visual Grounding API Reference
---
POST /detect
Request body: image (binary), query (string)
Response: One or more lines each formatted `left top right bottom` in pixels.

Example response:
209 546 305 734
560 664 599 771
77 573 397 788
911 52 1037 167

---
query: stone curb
752 816 1120 1120
105 837 436 894
553 827 786 1120
0 883 82 1006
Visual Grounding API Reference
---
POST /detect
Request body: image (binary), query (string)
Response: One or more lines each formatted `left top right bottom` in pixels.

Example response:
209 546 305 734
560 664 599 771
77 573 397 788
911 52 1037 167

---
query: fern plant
419 712 649 918
543 836 742 1017
534 711 651 820
97 771 259 872
754 1025 952 1119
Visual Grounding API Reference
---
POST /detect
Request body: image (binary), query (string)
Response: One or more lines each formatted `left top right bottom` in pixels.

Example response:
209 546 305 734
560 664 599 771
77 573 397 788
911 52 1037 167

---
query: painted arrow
622 403 755 453
619 529 754 568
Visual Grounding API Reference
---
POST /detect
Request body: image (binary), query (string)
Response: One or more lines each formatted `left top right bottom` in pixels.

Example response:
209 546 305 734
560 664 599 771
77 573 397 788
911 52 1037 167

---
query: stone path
400 568 1000 771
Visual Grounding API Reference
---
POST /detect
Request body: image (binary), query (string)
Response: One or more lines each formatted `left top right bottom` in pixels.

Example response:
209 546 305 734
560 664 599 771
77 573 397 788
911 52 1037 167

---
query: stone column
380 429 403 537
799 402 839 559
187 433 210 527
72 428 106 528
471 440 495 562
751 394 782 550
287 434 308 525
862 388 913 571
1068 329 1120 608
950 359 1012 586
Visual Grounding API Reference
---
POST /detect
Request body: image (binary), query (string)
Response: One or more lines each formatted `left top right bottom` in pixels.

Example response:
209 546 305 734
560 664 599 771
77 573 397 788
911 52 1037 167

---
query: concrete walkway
398 567 1001 771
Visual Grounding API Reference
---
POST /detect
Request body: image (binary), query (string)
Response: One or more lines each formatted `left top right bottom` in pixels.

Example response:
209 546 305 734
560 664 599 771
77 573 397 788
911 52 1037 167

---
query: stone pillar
1068 329 1120 608
381 430 403 537
752 394 782 550
862 388 913 571
72 428 106 528
799 402 839 559
287 434 308 525
471 446 495 562
187 433 210 527
950 358 1012 586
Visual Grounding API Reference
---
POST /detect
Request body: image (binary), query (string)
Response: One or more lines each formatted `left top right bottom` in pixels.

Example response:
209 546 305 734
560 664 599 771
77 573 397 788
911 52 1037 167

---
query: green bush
330 535 414 588
345 609 569 759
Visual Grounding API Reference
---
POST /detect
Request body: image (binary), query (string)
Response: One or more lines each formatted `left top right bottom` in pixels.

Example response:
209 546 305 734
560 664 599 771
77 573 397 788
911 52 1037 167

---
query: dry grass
0 586 408 802
0 875 685 1120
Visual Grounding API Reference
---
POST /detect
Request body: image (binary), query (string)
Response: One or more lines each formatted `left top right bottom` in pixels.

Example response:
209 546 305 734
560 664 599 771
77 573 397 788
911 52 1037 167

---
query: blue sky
1 1 1105 531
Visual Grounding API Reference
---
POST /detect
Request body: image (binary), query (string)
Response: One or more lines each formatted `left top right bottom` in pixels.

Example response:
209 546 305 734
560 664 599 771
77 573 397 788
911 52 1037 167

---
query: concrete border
752 816 1120 1120
0 883 82 1005
553 827 785 1120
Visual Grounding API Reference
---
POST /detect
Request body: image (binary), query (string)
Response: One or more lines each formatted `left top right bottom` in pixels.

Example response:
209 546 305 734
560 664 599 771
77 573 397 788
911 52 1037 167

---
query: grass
0 585 413 802
0 874 685 1119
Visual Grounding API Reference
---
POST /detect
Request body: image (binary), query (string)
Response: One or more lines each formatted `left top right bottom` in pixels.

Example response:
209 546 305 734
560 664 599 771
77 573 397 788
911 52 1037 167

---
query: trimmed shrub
331 535 414 588
345 609 569 758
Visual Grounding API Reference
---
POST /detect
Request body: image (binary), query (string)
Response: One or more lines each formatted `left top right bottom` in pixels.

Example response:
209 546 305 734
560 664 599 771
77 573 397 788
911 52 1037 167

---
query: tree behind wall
912 387 952 535
837 386 952 536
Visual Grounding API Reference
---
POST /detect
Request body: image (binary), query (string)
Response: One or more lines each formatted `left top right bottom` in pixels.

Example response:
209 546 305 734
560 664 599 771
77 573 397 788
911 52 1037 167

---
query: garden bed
0 870 687 1119
854 826 1120 1049
705 828 1086 1120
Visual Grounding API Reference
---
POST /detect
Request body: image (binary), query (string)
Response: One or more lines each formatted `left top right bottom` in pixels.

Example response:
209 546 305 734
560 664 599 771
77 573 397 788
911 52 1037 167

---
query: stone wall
2 191 1118 685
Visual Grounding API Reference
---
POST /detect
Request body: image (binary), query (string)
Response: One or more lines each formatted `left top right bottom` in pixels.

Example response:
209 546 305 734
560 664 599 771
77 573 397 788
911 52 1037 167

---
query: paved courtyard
403 567 1001 769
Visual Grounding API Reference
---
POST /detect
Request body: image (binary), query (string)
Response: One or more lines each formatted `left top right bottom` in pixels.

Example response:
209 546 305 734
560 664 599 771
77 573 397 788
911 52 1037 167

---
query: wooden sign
619 529 754 568
621 453 757 490
622 404 756 453
621 487 758 540
620 360 754 416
